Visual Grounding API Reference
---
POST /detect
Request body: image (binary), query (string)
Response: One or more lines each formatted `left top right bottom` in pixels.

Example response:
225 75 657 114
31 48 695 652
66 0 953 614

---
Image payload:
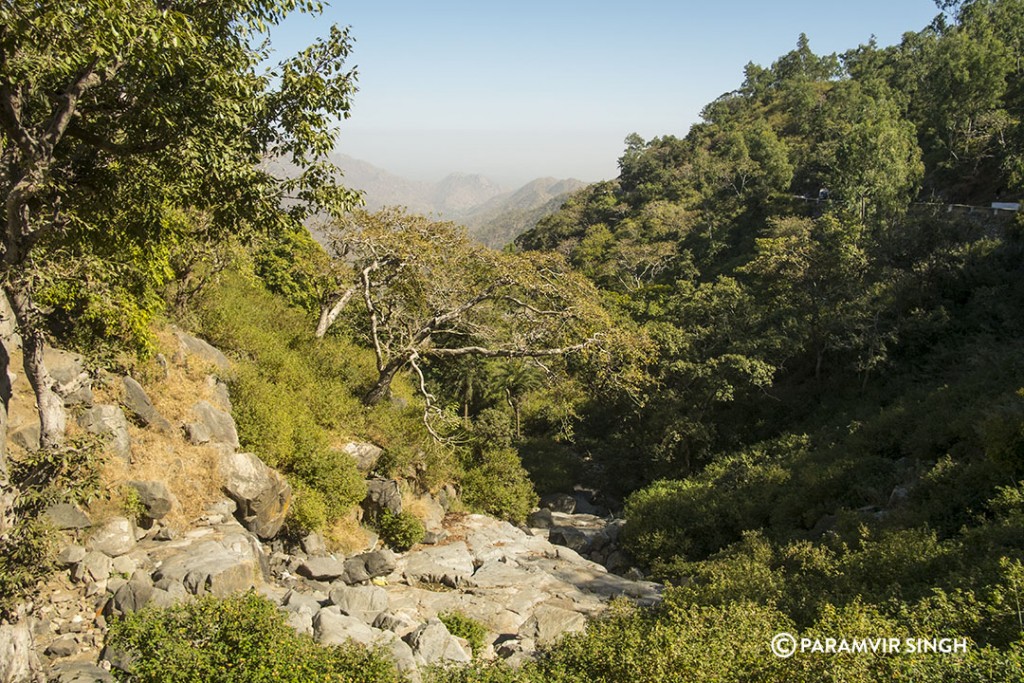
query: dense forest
2 0 1024 681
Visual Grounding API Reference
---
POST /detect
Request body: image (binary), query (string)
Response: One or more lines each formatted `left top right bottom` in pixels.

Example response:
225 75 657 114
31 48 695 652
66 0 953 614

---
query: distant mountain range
331 154 586 248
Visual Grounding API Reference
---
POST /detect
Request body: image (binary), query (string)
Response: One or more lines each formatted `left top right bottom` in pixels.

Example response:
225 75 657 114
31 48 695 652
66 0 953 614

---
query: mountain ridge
331 153 585 247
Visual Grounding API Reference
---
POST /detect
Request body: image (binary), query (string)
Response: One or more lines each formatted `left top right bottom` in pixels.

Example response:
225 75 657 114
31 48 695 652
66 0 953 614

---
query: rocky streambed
3 502 660 682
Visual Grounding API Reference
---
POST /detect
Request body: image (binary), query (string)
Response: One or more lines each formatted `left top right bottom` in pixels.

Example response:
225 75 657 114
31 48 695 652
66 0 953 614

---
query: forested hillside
2 0 1024 681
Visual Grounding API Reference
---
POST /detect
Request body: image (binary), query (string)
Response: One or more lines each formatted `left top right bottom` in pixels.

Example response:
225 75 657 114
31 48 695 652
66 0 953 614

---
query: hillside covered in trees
2 0 1024 681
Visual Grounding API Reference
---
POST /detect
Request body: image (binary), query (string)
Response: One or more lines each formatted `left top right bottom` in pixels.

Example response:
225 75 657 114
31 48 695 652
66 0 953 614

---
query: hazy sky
269 1 942 187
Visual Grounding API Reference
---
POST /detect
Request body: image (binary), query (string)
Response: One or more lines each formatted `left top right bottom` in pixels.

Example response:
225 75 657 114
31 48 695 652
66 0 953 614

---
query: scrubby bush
286 480 329 535
377 509 425 551
290 449 366 521
461 447 538 524
106 592 400 682
439 611 487 658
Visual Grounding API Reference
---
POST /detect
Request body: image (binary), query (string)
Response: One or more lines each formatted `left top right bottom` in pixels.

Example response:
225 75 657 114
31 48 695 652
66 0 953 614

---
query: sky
268 1 943 187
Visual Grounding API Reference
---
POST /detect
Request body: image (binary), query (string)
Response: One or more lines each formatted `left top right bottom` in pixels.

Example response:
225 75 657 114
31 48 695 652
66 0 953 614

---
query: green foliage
460 447 539 524
105 592 400 683
375 510 425 552
285 480 328 535
438 611 487 658
0 436 103 616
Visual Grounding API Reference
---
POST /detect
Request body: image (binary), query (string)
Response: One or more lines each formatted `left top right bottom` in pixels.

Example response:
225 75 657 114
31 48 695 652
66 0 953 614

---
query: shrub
438 611 487 658
105 592 400 683
376 509 425 552
286 480 328 535
461 447 538 524
290 449 366 521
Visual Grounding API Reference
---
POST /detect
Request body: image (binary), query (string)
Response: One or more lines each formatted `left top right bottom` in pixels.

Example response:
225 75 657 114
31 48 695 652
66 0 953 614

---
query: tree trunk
4 288 65 448
0 338 13 537
363 358 406 406
315 286 355 338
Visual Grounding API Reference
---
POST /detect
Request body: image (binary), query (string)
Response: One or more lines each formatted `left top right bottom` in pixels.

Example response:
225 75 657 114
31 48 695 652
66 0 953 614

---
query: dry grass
80 325 231 530
326 510 376 555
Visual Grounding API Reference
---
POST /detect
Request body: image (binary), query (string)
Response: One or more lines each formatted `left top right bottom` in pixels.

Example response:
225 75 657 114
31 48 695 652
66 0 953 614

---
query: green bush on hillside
105 592 400 683
460 447 538 524
376 509 425 552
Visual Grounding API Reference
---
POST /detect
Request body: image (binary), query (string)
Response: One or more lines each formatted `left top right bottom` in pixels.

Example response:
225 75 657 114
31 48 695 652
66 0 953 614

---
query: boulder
45 636 78 658
192 401 239 450
48 662 115 683
297 556 348 582
44 503 92 530
105 571 154 616
0 621 43 683
359 549 398 579
151 536 263 597
172 328 231 370
77 405 131 461
548 526 592 553
219 451 291 539
56 545 87 567
340 441 384 473
9 423 40 452
341 558 371 584
539 493 576 514
300 532 327 556
45 347 92 406
363 478 402 518
405 618 472 665
206 376 233 411
401 542 475 588
73 551 112 583
328 585 389 624
527 508 554 529
517 603 587 646
373 610 421 638
86 517 137 557
127 480 176 521
314 607 382 647
184 420 212 445
121 376 174 434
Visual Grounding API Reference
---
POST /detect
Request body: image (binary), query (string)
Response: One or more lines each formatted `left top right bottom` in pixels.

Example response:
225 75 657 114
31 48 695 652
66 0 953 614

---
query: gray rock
358 549 397 579
127 480 176 520
328 585 389 624
314 607 381 647
401 542 475 587
405 618 472 665
46 347 93 407
297 556 348 582
206 376 233 411
44 503 92 530
57 545 87 566
73 551 112 583
377 631 418 673
540 493 576 514
192 400 239 450
0 622 43 683
172 328 231 370
548 526 592 553
282 590 323 616
300 532 327 556
9 422 40 451
363 478 402 518
517 604 587 646
184 421 212 445
527 508 554 529
219 451 291 539
286 610 314 636
111 555 138 577
340 441 384 473
152 537 263 597
373 610 420 638
48 662 115 683
45 636 78 658
77 405 131 461
341 558 371 584
121 376 174 434
86 517 137 557
106 572 154 616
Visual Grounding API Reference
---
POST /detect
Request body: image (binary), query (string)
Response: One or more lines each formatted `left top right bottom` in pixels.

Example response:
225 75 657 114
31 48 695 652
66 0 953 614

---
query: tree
326 210 611 416
0 0 358 528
